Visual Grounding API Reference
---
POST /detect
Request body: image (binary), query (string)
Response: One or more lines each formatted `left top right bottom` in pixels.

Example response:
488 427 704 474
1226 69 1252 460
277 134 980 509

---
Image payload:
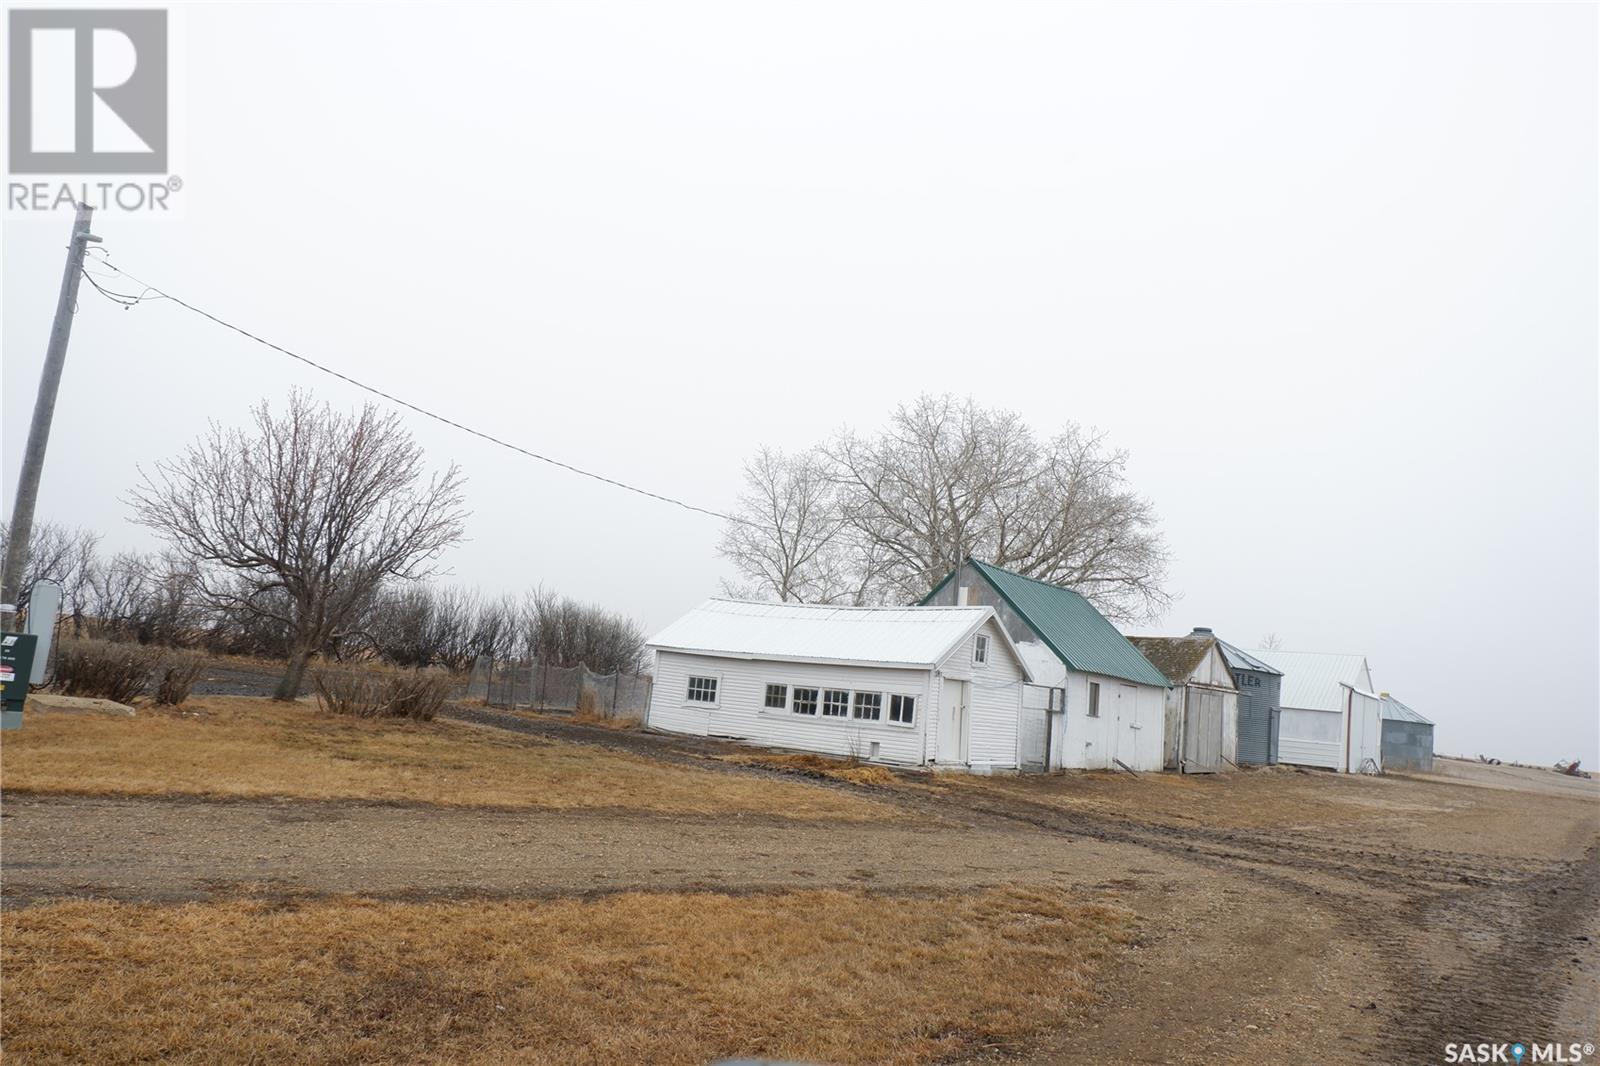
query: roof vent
1190 626 1213 637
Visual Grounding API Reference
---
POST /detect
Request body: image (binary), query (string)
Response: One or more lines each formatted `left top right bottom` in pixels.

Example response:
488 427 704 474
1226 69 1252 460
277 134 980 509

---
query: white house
1126 632 1239 773
1252 649 1384 773
922 559 1172 772
645 599 1033 773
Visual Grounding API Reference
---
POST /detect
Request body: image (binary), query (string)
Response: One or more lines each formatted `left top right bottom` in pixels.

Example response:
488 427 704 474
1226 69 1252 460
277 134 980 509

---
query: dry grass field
0 695 893 821
3 698 1596 1065
2 887 1134 1066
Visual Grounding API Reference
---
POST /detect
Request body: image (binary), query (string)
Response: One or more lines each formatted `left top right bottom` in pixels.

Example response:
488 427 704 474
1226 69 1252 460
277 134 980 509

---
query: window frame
888 693 917 726
685 674 721 706
763 682 789 711
790 686 820 715
851 690 883 722
973 634 990 665
1087 680 1100 718
759 681 923 729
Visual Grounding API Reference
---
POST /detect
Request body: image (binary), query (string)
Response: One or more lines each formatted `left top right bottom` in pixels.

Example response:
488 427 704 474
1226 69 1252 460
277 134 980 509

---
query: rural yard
2 695 1596 1065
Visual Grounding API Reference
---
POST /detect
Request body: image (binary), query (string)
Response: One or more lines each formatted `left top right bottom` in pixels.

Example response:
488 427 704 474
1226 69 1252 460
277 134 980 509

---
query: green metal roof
922 559 1171 688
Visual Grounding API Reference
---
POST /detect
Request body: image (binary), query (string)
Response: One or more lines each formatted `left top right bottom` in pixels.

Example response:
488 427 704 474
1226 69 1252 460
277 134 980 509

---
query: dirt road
4 711 1596 1065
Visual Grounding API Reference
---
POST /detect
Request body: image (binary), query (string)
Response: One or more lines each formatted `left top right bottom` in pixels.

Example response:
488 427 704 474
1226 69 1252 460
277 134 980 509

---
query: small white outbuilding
645 599 1033 773
1252 649 1384 773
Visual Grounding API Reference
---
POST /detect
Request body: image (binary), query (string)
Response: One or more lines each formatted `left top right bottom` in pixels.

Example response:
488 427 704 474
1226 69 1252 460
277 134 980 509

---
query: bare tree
0 521 100 617
721 394 1173 622
130 391 468 699
1260 632 1284 650
522 584 646 674
718 447 854 603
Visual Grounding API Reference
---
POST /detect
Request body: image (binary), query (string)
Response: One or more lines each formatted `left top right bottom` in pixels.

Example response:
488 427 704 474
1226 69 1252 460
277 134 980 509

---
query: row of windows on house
685 675 917 725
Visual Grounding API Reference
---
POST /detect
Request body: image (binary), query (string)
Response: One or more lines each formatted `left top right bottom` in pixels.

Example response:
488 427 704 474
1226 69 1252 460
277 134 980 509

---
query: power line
84 256 742 526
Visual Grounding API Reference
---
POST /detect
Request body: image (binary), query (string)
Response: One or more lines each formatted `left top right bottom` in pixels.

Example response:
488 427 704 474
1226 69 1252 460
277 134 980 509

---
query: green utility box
1 632 38 730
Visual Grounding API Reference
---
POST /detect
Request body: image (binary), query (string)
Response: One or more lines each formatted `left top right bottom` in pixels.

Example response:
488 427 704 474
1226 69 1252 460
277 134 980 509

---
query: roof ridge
970 558 1088 600
706 597 986 613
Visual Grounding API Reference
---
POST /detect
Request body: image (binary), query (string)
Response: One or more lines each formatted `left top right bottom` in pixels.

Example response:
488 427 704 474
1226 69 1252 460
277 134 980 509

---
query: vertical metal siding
1233 668 1280 765
1380 720 1435 772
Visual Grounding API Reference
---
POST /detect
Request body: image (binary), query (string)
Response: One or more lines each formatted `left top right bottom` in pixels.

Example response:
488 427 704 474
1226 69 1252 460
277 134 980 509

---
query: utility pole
1 204 98 631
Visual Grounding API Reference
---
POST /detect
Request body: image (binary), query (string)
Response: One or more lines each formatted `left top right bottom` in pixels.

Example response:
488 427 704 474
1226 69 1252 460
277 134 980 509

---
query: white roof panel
648 599 997 669
1251 649 1372 712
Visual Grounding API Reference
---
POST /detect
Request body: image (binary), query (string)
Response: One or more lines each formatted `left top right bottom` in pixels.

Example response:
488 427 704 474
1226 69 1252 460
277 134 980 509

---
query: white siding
1279 707 1342 769
648 650 933 765
1055 669 1166 771
1345 687 1383 773
933 618 1027 772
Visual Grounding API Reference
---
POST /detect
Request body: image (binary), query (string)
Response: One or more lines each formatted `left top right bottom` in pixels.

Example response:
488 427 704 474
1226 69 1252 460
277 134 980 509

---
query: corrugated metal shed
1216 640 1282 677
1251 649 1371 711
1379 695 1432 725
922 560 1171 688
647 599 1024 673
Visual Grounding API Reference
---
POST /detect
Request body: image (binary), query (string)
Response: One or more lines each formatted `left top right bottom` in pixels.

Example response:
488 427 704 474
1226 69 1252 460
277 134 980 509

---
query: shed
1126 631 1238 773
1378 694 1434 772
922 559 1171 772
1252 649 1383 773
1214 637 1282 766
645 599 1032 773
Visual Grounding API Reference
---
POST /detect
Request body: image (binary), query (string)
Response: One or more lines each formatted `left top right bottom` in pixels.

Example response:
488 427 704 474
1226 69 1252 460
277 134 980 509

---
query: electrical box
1 632 39 730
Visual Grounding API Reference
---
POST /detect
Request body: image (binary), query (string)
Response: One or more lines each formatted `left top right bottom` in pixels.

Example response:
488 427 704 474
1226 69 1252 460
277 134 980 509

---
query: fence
467 657 653 720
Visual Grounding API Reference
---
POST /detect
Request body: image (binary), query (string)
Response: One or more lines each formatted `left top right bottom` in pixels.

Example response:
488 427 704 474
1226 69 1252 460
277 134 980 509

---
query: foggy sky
3 2 1596 766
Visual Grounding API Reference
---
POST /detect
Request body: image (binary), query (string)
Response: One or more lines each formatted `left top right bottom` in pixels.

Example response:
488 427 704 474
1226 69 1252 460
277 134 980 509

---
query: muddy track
898 785 1598 1060
447 708 1600 1058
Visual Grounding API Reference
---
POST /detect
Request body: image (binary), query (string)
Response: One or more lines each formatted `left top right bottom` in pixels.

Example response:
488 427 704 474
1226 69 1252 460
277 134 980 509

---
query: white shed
923 560 1172 772
645 599 1033 773
1252 649 1383 773
1126 633 1239 773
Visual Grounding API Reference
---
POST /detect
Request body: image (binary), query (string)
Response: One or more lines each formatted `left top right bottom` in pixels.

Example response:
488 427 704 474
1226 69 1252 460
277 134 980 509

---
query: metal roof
647 598 1020 673
1250 649 1372 712
1380 694 1433 725
1215 639 1282 676
923 560 1171 688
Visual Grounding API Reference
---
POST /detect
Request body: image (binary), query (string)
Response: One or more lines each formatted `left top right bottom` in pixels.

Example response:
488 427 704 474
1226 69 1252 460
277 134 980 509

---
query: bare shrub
312 667 451 721
52 639 162 704
575 684 602 717
154 652 205 706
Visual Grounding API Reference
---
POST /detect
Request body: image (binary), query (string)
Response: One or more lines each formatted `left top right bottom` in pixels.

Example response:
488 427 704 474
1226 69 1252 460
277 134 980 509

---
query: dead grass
726 751 902 786
0 695 891 820
567 710 643 731
932 764 1405 829
0 887 1135 1065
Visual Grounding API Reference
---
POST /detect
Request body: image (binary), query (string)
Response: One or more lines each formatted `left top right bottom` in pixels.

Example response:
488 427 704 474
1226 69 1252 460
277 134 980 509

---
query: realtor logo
8 9 168 174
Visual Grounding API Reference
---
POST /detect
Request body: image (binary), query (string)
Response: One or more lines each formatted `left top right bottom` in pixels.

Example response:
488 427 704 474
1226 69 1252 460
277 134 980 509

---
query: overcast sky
3 2 1595 766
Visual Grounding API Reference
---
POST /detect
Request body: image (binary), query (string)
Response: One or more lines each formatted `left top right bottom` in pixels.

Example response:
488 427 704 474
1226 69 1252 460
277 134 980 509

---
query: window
822 689 850 717
1087 681 1100 718
889 694 916 725
764 683 788 710
686 676 718 704
973 634 990 665
852 691 883 721
792 687 819 715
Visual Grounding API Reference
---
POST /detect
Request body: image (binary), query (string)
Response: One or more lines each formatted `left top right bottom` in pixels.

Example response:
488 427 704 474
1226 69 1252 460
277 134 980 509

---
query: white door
938 680 968 764
1116 684 1139 769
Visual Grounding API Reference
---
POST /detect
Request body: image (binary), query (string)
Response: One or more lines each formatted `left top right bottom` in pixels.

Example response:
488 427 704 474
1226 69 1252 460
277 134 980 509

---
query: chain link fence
467 657 652 720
